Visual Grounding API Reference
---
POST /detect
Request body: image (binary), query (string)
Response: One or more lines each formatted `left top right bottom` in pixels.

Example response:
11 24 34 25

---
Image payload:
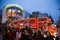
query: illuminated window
18 10 21 12
8 9 11 12
7 8 23 20
12 9 16 17
7 9 12 17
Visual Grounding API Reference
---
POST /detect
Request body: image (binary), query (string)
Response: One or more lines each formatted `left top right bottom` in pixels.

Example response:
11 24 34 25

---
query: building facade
2 4 30 23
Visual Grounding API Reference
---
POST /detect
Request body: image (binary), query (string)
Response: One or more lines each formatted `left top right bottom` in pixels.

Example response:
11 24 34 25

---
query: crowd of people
1 26 59 40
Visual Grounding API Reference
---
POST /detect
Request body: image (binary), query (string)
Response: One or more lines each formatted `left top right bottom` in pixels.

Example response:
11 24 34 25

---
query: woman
16 30 22 40
8 28 14 40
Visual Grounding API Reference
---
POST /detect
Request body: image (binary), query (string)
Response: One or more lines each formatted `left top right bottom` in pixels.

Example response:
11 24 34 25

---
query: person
34 30 44 40
0 28 2 40
44 31 54 40
32 29 36 40
38 30 44 40
16 30 22 40
3 28 8 40
25 26 33 35
8 27 14 40
41 25 46 35
54 33 59 40
21 26 33 40
55 36 59 40
25 26 33 40
21 30 31 40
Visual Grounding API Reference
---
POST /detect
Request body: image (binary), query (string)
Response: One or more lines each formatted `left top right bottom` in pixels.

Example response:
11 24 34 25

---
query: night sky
0 0 60 23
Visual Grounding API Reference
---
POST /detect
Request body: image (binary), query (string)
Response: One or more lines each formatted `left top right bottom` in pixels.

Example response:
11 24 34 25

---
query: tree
49 15 54 23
